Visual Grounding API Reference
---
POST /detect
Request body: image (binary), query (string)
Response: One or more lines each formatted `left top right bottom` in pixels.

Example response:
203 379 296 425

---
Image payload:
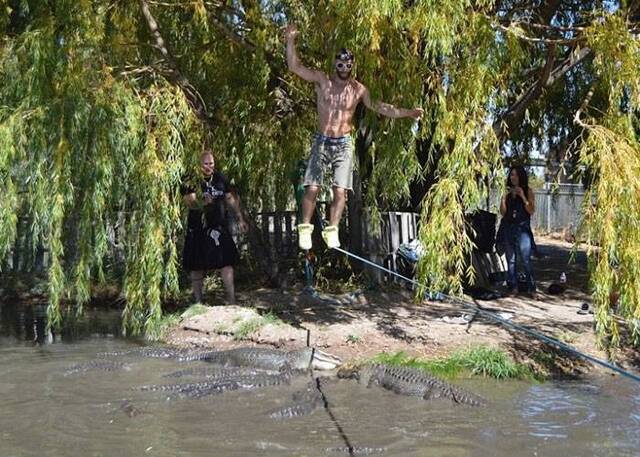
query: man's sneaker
297 223 314 250
322 226 340 249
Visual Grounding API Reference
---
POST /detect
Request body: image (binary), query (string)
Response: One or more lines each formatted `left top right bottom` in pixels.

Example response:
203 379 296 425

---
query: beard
336 70 351 80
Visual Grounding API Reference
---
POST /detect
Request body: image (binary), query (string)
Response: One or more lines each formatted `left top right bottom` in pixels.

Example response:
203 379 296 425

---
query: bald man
181 151 248 304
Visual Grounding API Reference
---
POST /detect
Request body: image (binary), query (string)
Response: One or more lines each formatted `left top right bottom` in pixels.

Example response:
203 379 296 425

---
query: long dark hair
507 166 529 194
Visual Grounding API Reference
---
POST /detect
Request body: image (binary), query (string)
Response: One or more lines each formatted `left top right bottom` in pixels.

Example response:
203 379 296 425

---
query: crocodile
63 360 129 376
98 347 216 361
162 366 273 379
267 383 325 419
202 347 341 371
140 370 296 398
325 446 388 455
337 364 486 407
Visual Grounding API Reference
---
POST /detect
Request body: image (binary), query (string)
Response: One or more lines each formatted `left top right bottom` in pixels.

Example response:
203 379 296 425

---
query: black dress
181 172 239 271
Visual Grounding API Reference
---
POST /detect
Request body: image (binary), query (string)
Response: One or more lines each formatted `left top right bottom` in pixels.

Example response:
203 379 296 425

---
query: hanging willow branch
139 0 214 129
494 45 593 140
1 0 638 345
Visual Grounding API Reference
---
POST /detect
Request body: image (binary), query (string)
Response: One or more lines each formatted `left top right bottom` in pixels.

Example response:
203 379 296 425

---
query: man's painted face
335 60 353 72
201 154 215 176
335 59 353 80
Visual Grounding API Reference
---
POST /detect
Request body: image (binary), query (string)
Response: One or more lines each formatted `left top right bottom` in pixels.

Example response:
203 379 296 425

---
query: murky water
1 300 639 457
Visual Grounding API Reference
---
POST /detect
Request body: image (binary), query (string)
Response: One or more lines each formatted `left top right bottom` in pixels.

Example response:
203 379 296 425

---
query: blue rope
330 246 640 384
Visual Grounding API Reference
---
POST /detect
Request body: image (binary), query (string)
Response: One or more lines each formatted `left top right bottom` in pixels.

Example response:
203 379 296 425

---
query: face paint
335 61 353 71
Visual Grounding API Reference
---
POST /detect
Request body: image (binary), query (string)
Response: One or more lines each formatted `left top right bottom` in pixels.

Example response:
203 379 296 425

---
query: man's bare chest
317 82 360 111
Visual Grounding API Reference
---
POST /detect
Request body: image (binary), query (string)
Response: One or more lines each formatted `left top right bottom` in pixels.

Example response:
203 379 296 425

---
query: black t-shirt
181 172 230 230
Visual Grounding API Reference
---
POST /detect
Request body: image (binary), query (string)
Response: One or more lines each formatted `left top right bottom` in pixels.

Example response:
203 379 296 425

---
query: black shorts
182 226 239 271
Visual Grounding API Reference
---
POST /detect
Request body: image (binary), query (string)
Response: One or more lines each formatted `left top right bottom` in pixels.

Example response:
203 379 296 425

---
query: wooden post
274 212 283 254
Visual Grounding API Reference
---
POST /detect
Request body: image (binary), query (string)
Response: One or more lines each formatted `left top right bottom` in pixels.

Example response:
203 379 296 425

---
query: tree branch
545 46 592 86
498 19 588 33
494 45 593 140
574 86 595 128
496 24 582 45
203 7 315 109
139 0 215 129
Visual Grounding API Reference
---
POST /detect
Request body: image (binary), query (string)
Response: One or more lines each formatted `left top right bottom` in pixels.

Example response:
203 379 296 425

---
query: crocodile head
288 348 342 370
337 363 377 384
336 365 359 380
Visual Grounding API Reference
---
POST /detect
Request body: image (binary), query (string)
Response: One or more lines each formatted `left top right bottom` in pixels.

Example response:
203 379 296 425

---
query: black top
181 172 230 229
504 188 530 224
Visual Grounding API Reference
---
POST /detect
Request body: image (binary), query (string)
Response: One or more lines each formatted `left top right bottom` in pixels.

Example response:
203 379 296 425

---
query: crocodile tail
449 386 487 407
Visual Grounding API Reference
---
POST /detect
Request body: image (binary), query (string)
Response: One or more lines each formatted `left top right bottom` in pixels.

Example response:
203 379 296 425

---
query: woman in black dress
182 151 248 304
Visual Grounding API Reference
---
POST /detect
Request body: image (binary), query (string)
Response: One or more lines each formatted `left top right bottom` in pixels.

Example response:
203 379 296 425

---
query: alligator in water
162 366 274 379
267 382 325 419
202 347 341 371
325 446 388 455
98 347 216 361
140 370 297 398
337 364 486 407
63 360 130 376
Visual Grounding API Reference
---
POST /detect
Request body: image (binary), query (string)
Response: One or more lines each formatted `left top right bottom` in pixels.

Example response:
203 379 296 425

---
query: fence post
546 191 552 233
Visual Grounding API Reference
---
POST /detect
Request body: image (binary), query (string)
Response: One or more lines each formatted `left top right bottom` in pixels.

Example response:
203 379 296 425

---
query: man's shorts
303 133 353 190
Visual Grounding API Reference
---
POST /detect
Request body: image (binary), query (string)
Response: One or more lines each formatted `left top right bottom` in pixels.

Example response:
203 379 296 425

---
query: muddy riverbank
164 236 639 379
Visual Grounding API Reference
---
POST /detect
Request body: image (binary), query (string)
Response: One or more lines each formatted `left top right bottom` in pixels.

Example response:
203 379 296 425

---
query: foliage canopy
1 0 638 343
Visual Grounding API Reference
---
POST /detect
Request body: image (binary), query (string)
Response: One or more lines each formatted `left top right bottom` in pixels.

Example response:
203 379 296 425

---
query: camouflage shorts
303 133 353 190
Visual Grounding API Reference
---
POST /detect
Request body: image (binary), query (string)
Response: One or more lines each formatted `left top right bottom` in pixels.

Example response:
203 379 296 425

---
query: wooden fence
3 210 422 283
252 211 299 259
249 210 420 282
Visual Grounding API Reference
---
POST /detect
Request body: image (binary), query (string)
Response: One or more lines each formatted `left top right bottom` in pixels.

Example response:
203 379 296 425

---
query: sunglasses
335 61 353 71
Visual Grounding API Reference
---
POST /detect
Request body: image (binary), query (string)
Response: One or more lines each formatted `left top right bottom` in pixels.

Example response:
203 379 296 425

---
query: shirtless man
286 24 423 250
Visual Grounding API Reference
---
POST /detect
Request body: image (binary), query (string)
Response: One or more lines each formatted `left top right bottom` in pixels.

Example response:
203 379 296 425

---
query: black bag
467 210 497 253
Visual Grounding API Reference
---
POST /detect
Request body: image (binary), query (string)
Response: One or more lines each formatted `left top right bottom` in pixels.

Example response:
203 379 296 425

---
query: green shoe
322 226 340 249
297 223 314 250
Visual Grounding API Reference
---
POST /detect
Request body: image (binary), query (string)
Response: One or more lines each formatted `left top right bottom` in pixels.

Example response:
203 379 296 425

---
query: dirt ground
165 235 639 378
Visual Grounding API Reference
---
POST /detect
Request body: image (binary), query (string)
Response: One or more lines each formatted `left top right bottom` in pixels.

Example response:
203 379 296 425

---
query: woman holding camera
499 166 537 298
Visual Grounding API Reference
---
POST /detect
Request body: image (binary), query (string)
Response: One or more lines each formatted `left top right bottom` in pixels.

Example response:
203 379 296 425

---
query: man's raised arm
362 86 423 120
286 24 324 83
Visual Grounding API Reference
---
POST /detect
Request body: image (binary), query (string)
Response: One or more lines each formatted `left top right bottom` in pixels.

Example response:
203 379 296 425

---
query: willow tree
1 0 638 344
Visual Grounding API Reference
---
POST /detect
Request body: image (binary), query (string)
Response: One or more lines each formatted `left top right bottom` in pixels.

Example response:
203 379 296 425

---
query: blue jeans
503 222 536 292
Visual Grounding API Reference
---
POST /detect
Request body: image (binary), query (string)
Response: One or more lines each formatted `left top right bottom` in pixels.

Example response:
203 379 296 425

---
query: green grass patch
234 318 263 340
372 346 538 380
372 351 463 379
453 346 534 379
181 303 210 319
234 311 282 340
261 311 281 325
145 312 181 342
